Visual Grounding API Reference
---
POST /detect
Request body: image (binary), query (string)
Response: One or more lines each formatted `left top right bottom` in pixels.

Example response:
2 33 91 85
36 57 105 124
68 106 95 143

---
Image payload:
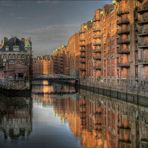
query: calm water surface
0 80 148 148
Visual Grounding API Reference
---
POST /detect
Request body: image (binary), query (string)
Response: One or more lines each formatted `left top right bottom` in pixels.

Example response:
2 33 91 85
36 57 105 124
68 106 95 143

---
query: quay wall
79 84 148 107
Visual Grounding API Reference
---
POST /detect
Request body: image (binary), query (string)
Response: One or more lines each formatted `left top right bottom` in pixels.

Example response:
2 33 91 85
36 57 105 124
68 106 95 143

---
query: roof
0 37 31 52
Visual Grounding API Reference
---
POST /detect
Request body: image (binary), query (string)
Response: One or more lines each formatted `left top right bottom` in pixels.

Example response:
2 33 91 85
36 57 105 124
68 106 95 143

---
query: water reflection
0 96 32 140
32 85 148 148
0 82 148 148
32 80 76 94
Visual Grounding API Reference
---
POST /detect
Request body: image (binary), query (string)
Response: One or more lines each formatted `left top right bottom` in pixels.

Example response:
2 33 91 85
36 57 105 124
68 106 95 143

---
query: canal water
0 80 148 148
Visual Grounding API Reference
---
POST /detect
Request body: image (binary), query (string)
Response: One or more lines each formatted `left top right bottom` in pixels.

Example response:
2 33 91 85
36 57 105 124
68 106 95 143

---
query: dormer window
13 45 19 51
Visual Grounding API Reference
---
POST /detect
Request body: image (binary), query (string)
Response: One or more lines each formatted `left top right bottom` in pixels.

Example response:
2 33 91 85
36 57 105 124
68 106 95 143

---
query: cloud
22 24 79 55
0 0 22 8
16 16 26 20
0 0 17 7
36 0 50 4
36 0 60 4
24 24 79 40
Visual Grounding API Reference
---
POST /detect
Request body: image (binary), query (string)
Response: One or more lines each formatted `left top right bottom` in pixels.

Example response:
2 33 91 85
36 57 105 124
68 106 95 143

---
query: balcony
94 125 102 131
138 19 148 25
80 48 86 52
93 18 100 22
79 101 86 105
93 34 102 39
117 10 129 16
118 126 131 130
93 42 101 46
138 59 148 65
138 31 148 37
140 139 148 148
117 62 130 68
93 55 101 60
118 127 131 141
80 114 86 119
118 29 130 35
138 42 148 48
80 68 86 71
137 7 148 14
117 48 130 54
93 28 101 32
80 55 86 58
117 19 129 26
117 39 130 44
94 65 101 70
80 39 85 42
93 48 101 53
80 44 85 47
118 140 131 145
80 60 86 64
80 107 86 113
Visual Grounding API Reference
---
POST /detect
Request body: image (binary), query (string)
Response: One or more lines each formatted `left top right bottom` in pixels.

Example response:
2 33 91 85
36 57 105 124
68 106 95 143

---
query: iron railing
80 78 148 96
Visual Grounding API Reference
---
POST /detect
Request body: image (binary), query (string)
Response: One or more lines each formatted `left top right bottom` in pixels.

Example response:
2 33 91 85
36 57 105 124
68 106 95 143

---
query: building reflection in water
32 80 76 94
0 96 32 140
32 86 148 148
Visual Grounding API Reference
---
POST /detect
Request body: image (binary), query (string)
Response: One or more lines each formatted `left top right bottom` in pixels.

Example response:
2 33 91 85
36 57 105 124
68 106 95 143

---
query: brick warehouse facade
79 0 148 83
33 0 148 84
33 33 80 77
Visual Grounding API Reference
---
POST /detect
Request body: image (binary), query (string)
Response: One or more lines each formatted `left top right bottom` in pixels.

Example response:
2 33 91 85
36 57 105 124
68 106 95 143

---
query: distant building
52 45 67 75
50 33 80 77
33 0 148 83
0 37 32 90
33 55 51 76
66 33 80 77
79 21 93 78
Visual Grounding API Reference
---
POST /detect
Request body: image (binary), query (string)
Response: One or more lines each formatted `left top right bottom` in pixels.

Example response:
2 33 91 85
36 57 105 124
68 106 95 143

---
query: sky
0 0 112 56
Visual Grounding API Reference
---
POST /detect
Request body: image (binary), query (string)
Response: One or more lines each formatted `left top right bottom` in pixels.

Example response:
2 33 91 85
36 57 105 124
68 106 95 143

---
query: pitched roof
0 37 27 52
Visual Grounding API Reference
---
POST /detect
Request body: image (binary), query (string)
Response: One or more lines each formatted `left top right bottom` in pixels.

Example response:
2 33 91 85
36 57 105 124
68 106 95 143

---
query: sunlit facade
79 21 93 78
33 0 148 83
33 55 50 76
51 45 68 75
66 33 80 77
79 0 148 82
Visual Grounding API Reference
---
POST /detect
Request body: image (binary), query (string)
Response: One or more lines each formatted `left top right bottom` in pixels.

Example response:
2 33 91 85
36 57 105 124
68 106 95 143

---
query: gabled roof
0 37 30 52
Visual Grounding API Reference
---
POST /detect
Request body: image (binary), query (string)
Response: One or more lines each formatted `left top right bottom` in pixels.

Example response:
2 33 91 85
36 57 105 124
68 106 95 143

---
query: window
18 73 24 78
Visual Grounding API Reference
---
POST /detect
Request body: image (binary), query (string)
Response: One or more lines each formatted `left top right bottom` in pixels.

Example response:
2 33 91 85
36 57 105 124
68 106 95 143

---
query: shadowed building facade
0 37 32 90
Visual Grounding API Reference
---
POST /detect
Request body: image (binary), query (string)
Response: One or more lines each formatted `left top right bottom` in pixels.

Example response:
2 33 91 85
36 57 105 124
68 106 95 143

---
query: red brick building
33 0 148 83
79 0 148 83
